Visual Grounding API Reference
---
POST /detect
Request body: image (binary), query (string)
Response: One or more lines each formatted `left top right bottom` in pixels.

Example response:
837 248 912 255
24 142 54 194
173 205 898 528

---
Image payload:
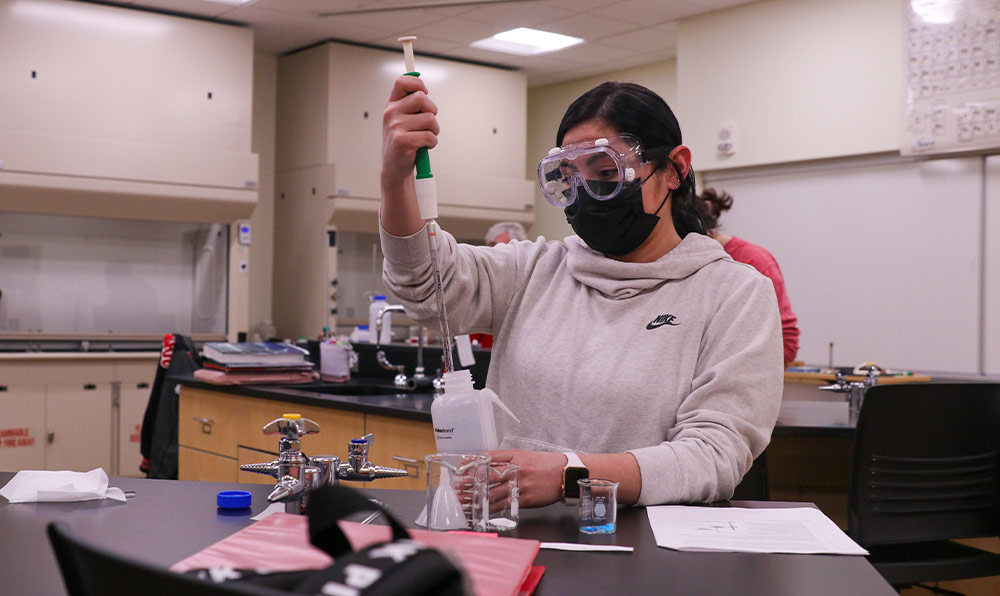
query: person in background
698 188 800 365
473 222 529 348
485 221 528 247
379 77 783 507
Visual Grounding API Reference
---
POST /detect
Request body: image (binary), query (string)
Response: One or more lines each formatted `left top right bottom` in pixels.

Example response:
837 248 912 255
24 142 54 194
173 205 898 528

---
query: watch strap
563 452 584 469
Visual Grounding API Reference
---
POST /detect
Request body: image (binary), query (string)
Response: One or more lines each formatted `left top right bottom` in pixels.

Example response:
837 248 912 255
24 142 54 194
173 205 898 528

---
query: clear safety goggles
537 133 666 207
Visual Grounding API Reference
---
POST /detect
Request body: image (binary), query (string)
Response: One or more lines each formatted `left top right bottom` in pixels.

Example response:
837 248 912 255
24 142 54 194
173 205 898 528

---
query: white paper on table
646 506 868 555
0 468 126 503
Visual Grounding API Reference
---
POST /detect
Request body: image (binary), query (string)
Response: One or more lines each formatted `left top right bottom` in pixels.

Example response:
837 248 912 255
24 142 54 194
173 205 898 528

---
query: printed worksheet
646 506 868 555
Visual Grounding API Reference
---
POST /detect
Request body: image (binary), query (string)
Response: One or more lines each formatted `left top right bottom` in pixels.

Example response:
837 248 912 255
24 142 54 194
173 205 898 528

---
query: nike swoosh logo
646 315 680 329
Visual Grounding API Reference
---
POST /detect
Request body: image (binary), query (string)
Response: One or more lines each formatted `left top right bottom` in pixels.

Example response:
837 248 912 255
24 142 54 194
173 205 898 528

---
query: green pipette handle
403 70 434 181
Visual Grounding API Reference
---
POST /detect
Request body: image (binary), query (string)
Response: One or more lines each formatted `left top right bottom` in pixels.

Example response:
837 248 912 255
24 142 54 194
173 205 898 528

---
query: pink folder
171 512 541 596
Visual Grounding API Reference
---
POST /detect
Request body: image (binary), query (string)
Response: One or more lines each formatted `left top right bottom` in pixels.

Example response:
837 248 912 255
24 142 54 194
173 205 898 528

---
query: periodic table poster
902 0 1000 155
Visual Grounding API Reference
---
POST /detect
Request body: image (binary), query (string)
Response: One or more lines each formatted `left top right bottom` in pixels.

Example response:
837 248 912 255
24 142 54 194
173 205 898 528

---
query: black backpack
186 485 469 595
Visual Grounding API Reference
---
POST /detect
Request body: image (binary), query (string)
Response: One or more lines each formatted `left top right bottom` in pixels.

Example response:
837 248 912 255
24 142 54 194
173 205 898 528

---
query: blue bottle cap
374 295 386 300
217 490 252 509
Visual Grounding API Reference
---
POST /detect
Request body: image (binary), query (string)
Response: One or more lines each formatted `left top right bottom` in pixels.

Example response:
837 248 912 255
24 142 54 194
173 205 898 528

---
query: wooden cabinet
235 399 364 456
179 388 241 459
114 362 155 478
0 383 46 471
45 376 114 474
0 356 155 475
179 445 238 483
179 387 415 491
364 414 436 492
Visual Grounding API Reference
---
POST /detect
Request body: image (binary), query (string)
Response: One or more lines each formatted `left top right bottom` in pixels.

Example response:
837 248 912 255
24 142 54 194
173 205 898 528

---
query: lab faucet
375 304 440 391
239 414 407 514
818 371 879 424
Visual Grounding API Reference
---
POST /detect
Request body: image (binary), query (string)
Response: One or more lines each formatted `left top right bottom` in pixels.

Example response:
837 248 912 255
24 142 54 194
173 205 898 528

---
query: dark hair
696 188 734 234
556 81 703 237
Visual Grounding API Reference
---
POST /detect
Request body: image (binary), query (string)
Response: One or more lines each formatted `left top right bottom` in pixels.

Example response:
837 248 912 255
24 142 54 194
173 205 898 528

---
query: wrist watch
561 452 589 505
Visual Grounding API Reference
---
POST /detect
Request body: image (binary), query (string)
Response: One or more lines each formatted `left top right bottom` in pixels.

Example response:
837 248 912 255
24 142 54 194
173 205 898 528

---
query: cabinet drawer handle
391 456 417 464
137 382 150 389
193 417 214 434
83 384 97 390
0 385 7 392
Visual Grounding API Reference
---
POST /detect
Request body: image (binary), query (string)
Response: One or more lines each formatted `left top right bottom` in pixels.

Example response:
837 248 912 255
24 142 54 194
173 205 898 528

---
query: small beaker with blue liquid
578 478 619 534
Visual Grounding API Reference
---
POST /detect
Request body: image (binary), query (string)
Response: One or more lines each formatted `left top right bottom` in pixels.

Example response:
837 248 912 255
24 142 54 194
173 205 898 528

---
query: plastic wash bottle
432 369 519 454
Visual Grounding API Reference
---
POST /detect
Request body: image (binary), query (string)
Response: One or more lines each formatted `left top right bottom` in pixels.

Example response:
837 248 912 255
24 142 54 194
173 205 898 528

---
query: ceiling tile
370 34 462 55
118 0 760 84
541 0 610 12
589 0 705 26
310 8 446 32
597 21 677 53
129 0 232 18
221 5 320 29
408 16 506 45
684 0 757 11
460 2 573 30
534 13 640 41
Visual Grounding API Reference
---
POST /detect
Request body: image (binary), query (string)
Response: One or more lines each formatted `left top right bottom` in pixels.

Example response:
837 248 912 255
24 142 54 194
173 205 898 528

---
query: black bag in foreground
186 485 470 596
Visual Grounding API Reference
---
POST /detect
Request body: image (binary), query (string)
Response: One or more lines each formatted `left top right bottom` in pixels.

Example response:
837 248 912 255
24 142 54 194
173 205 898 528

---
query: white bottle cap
415 177 438 220
442 369 474 393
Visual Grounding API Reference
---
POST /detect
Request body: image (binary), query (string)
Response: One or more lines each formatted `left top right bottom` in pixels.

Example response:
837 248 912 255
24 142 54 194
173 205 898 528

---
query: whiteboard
704 156 983 374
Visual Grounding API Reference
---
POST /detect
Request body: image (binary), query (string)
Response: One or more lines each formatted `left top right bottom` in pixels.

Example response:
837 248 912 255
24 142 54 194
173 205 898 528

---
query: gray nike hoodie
382 225 783 505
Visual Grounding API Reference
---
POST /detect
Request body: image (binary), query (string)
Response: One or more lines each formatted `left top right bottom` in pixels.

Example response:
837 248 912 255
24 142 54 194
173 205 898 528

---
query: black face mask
564 179 669 256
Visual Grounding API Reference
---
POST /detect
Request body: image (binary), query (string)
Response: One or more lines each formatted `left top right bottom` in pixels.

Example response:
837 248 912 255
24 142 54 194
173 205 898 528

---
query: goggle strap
639 146 671 163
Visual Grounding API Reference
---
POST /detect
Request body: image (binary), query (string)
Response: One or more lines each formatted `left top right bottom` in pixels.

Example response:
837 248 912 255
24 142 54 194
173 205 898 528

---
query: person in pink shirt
699 188 800 364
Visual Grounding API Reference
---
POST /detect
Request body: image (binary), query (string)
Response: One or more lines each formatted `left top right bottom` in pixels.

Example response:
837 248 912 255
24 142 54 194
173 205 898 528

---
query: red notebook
171 512 542 596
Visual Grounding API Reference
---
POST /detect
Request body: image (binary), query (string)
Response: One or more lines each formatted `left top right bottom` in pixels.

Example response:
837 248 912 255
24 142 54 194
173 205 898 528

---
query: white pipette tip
398 35 417 74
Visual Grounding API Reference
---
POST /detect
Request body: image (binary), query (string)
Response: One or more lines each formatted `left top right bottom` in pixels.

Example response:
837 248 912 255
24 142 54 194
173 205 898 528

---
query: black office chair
732 451 770 501
47 522 289 596
848 382 1000 593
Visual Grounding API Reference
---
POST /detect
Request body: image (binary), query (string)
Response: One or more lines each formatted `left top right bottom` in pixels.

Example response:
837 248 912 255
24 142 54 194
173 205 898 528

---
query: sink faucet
376 304 440 391
375 304 407 379
239 414 407 514
818 371 878 424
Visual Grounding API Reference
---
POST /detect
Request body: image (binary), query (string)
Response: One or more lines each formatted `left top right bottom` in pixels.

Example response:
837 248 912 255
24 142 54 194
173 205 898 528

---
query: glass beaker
578 478 619 534
484 462 520 532
424 453 490 531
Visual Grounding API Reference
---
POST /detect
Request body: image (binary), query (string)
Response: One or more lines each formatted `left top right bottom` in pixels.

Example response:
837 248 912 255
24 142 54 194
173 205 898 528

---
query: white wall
677 0 903 170
986 156 1000 375
526 60 677 242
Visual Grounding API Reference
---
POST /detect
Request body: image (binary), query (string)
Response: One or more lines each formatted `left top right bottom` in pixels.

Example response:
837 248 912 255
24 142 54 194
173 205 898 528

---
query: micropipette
398 36 455 375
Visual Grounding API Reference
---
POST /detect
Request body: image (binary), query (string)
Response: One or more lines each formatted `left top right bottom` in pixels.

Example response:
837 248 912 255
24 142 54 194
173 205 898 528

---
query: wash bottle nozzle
398 35 437 220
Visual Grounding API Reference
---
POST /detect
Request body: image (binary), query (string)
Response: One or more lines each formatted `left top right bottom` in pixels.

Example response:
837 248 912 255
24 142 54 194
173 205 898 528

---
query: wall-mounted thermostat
238 222 251 245
717 123 737 156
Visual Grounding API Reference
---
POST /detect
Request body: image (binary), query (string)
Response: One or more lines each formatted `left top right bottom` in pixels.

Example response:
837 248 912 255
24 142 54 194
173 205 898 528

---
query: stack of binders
196 342 317 385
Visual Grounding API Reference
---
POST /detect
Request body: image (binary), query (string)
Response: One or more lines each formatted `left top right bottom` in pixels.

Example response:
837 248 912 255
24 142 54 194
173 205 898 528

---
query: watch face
564 467 589 499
